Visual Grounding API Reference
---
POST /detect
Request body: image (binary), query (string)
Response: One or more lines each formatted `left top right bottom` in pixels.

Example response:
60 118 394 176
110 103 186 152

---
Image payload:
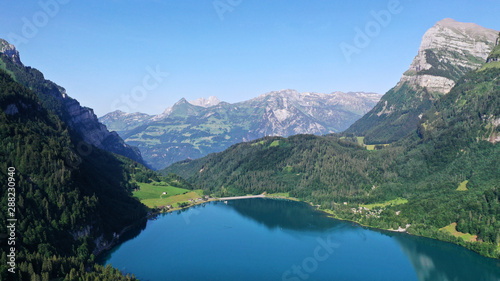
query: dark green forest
0 69 153 280
165 67 500 258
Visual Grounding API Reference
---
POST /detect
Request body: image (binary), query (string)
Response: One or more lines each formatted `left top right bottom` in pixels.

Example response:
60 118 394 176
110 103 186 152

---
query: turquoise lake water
99 198 500 280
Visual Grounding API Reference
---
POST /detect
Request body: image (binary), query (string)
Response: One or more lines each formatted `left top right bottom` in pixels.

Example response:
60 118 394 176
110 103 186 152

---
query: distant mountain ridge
0 39 145 164
163 29 500 260
100 89 381 169
189 96 221 107
346 18 499 144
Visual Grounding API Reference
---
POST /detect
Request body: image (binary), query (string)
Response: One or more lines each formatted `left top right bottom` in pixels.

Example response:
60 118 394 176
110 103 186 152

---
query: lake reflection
100 198 500 281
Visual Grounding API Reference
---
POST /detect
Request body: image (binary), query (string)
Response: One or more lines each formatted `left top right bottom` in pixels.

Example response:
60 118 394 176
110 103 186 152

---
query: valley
0 5 499 280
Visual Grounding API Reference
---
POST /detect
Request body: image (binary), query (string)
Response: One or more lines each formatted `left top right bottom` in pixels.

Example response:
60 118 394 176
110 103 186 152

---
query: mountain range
165 19 500 258
100 90 381 169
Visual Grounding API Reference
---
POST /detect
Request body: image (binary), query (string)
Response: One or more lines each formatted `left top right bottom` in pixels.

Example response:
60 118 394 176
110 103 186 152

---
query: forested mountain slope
165 56 500 258
0 69 149 280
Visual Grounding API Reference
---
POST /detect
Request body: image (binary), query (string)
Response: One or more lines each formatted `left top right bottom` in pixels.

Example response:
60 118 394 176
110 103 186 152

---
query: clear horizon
1 0 499 116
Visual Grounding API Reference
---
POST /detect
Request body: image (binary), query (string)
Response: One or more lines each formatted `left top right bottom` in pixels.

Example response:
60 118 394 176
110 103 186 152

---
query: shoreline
95 195 259 259
263 194 499 260
292 197 500 260
96 194 499 261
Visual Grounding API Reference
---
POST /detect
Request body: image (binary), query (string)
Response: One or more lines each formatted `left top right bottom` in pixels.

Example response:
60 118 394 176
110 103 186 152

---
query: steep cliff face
346 19 499 144
0 38 144 164
101 89 381 169
485 35 500 64
400 18 498 94
0 39 21 65
63 98 143 162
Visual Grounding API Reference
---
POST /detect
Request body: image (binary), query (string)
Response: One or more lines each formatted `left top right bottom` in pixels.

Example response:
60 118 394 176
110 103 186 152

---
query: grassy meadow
133 182 205 208
361 198 408 209
440 223 477 242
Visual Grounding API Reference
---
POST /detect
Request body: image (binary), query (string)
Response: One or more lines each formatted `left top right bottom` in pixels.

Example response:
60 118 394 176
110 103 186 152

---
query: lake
99 198 500 280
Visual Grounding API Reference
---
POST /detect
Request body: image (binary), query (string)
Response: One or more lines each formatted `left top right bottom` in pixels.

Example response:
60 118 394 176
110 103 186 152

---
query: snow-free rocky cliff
400 18 498 94
0 39 144 164
346 18 499 144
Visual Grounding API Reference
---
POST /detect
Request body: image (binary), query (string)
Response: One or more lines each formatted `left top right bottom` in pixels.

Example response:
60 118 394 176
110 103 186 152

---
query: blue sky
1 0 499 116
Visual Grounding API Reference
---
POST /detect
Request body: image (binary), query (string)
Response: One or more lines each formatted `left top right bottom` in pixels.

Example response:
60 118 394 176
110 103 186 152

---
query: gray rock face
247 89 381 136
63 98 143 162
346 19 499 145
400 18 498 94
0 39 144 164
0 39 21 65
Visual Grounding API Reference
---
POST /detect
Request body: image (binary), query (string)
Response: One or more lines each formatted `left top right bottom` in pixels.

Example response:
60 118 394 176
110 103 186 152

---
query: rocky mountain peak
189 96 221 107
346 19 499 144
150 97 200 121
436 18 496 38
174 97 189 105
399 18 498 94
0 39 22 65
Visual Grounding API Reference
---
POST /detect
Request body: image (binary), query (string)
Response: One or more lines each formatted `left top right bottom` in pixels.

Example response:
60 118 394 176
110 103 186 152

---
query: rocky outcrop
400 74 456 94
399 18 498 94
485 34 500 64
0 39 144 164
346 19 499 144
0 39 21 65
70 225 93 240
63 98 143 162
